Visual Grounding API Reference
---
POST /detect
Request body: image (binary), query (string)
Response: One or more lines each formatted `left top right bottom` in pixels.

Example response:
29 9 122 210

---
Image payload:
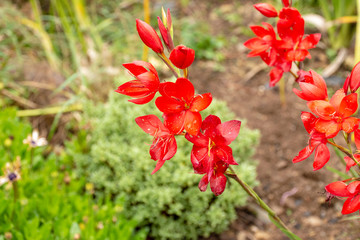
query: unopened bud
4 232 12 240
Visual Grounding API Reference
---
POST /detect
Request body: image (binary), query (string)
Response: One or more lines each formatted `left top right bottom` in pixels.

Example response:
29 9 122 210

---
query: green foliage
181 19 226 62
0 109 146 240
68 90 260 240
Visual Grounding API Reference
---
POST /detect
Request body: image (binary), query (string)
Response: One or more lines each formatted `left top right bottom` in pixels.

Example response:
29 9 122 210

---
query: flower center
8 172 17 181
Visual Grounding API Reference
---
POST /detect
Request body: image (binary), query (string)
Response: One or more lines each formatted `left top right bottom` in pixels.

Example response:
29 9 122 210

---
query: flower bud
282 0 291 7
169 45 195 69
136 19 163 53
253 3 278 18
348 61 360 93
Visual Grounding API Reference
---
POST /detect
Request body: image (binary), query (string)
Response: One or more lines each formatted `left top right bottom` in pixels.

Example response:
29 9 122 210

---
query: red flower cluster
116 9 241 196
292 63 360 215
245 0 321 86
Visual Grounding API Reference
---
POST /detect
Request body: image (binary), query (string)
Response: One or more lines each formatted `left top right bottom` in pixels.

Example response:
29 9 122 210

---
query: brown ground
187 1 360 240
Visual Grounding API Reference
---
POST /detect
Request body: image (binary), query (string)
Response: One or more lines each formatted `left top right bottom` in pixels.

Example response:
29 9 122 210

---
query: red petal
161 78 194 101
214 120 241 146
250 25 268 37
155 96 183 113
213 146 238 165
210 172 227 196
342 195 360 214
294 82 326 101
123 62 147 76
136 19 163 53
136 71 159 90
135 114 163 136
313 143 330 170
184 111 202 136
349 61 360 93
201 115 221 137
298 33 321 49
165 136 177 159
344 156 357 172
347 181 360 195
282 0 290 7
330 89 346 112
116 80 149 97
163 112 186 134
342 117 359 133
293 146 314 163
151 159 166 174
269 68 284 87
128 92 156 104
339 93 358 118
244 38 269 57
315 119 340 138
325 181 350 197
190 93 212 112
300 112 317 134
307 101 335 120
253 3 278 18
185 132 209 147
286 49 309 62
190 146 209 173
199 174 209 192
355 129 360 149
157 17 169 46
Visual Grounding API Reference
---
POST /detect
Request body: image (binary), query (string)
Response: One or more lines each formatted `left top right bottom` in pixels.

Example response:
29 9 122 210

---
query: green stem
226 166 301 240
279 77 286 107
12 181 19 203
158 52 179 78
327 140 360 167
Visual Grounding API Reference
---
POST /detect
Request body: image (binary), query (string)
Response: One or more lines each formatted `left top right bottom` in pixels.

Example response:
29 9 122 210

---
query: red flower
307 89 359 138
253 3 278 18
293 112 330 170
135 115 177 174
244 22 277 57
136 19 164 53
116 61 160 104
185 115 241 195
169 45 195 69
155 78 212 135
326 181 360 214
158 8 174 51
277 8 321 62
293 70 328 101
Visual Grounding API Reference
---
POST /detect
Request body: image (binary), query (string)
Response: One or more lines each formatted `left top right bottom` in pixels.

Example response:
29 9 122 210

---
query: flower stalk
158 52 179 78
226 166 301 240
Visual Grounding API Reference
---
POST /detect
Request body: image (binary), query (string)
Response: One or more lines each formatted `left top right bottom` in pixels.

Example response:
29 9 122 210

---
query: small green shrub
0 110 146 240
69 90 260 240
